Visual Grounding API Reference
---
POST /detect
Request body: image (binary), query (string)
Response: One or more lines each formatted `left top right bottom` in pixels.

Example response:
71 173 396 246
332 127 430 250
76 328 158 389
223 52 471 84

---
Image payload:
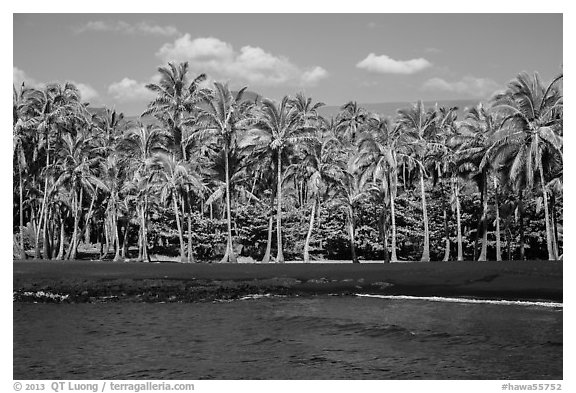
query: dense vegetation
13 62 563 262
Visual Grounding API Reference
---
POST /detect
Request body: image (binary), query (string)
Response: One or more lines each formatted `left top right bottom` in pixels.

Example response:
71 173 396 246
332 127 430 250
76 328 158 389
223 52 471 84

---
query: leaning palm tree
196 83 249 263
488 72 563 260
397 101 436 262
242 96 313 263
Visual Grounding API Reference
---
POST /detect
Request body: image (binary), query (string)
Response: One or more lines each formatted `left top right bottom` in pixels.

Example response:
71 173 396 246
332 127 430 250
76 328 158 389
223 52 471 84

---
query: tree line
12 62 563 263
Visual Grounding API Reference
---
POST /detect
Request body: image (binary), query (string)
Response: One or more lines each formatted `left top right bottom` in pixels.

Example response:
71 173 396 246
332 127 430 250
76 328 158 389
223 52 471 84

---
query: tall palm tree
336 101 367 145
397 101 436 262
354 115 400 262
458 103 499 261
332 170 363 263
292 132 343 263
143 62 209 159
152 153 204 262
119 124 168 261
427 106 459 261
197 83 249 263
21 83 82 258
243 96 313 263
54 132 100 260
489 72 563 260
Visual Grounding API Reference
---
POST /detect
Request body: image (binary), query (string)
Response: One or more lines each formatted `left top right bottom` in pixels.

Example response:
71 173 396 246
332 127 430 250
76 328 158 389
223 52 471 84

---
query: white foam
355 294 563 308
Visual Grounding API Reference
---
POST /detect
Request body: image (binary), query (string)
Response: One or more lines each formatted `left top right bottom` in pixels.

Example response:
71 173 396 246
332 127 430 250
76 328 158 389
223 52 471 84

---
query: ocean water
13 295 562 379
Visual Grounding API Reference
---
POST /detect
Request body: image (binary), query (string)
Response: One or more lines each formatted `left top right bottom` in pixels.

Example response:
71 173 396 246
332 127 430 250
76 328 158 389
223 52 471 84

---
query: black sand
13 260 562 303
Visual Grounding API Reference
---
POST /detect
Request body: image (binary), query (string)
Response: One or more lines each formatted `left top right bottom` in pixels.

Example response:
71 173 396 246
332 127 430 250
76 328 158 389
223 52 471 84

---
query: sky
13 13 563 115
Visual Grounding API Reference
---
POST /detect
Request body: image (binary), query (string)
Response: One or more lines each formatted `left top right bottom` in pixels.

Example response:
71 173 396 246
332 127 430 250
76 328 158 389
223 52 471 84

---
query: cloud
424 47 442 54
74 83 99 102
356 53 432 75
75 20 179 37
14 67 100 102
13 67 38 87
108 77 156 102
156 34 329 86
301 66 329 85
422 76 501 98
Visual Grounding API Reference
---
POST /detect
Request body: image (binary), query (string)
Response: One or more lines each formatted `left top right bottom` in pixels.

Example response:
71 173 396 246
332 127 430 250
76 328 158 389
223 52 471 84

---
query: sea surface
13 295 562 379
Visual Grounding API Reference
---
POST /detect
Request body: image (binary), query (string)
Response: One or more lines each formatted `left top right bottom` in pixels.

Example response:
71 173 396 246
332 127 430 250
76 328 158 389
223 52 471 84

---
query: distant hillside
317 99 482 119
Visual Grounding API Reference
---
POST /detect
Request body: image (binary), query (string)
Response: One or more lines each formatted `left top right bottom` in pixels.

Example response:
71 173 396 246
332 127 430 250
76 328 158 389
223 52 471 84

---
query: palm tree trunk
276 151 285 263
43 208 52 259
519 190 525 260
420 174 430 262
478 173 488 261
69 187 83 260
187 211 195 263
348 209 359 264
143 194 149 262
303 198 317 263
18 158 26 259
550 196 559 258
36 139 50 260
261 191 275 263
389 173 398 262
113 205 121 261
121 219 130 259
493 177 502 261
380 207 390 263
172 194 186 263
442 207 450 262
220 147 237 263
454 177 463 261
55 216 65 260
539 163 555 260
84 186 98 245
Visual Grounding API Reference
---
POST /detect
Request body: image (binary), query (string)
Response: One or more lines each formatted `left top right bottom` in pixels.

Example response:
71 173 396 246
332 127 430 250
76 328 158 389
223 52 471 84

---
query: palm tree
489 72 563 260
243 96 313 263
13 83 31 258
153 153 204 262
397 101 436 262
21 83 82 258
354 115 400 262
332 170 363 263
336 101 367 145
143 62 209 159
197 83 249 263
294 132 343 263
427 106 459 261
54 132 100 260
457 103 499 261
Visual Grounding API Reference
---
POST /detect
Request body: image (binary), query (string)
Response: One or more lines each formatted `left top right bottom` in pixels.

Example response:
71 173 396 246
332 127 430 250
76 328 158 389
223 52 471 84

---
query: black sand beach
13 260 563 303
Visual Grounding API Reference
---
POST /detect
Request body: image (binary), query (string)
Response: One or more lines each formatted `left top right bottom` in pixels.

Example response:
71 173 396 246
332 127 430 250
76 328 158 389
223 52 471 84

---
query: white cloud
107 77 156 102
75 20 179 37
156 34 329 87
13 67 38 87
13 67 100 102
356 53 432 75
74 82 99 102
301 66 329 86
422 76 501 98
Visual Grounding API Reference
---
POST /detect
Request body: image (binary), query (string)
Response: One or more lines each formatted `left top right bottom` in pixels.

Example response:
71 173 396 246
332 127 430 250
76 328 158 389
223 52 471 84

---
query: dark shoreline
13 260 563 303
